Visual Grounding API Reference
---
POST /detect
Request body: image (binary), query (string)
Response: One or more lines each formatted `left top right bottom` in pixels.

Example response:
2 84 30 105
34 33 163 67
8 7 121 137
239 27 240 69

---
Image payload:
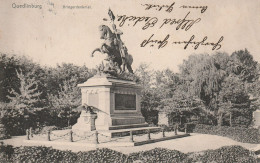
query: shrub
185 122 197 133
158 124 175 132
159 122 196 133
128 148 188 162
0 123 10 140
76 148 127 162
34 125 59 135
189 145 257 163
0 105 80 137
0 142 14 162
0 145 257 162
11 146 78 162
193 124 260 144
0 107 26 136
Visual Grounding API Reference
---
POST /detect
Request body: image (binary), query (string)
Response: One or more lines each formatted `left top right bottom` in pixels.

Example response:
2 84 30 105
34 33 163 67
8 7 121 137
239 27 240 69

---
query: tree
177 50 259 126
135 63 161 124
0 53 45 103
135 63 154 90
43 63 95 97
218 75 251 127
48 76 81 127
7 69 42 111
179 53 229 125
220 49 259 127
229 49 258 83
5 69 42 131
154 69 182 99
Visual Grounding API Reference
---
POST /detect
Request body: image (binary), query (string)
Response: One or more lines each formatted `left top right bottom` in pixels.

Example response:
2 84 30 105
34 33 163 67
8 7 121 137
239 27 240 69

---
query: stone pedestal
77 74 147 131
158 112 169 126
253 110 260 127
72 110 97 132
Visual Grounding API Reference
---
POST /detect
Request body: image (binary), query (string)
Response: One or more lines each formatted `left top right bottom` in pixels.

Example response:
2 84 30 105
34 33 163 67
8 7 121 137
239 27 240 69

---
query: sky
0 0 259 72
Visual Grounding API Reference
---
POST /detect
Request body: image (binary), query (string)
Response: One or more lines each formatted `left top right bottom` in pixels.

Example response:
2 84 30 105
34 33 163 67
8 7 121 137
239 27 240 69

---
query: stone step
108 123 149 130
98 126 162 138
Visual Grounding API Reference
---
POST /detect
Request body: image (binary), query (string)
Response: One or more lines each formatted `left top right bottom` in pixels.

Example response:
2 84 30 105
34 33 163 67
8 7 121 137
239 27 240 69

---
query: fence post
147 129 151 140
129 130 133 142
95 131 99 144
29 127 33 138
26 129 30 140
162 128 165 137
174 124 178 135
47 130 51 141
70 130 73 142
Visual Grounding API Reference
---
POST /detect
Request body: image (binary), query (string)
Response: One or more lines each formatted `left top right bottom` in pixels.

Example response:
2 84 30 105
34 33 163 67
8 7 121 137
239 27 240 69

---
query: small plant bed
0 143 257 163
193 124 260 144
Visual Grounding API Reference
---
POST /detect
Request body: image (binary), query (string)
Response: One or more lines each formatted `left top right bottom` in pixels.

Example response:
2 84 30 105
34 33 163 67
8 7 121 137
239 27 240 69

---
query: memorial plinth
72 110 97 132
76 75 148 131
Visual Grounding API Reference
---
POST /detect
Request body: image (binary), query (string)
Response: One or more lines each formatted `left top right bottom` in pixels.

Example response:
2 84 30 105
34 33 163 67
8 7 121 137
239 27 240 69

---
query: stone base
111 116 146 126
253 110 260 127
78 75 147 132
98 126 161 138
95 115 147 131
72 110 97 132
109 123 149 130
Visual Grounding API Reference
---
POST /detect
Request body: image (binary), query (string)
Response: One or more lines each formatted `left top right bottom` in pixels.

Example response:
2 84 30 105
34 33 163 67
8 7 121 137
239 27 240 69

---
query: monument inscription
115 94 136 110
88 93 99 108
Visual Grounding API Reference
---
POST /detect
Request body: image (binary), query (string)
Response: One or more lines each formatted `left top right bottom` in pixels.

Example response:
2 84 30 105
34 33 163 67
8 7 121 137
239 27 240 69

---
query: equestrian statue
91 9 133 74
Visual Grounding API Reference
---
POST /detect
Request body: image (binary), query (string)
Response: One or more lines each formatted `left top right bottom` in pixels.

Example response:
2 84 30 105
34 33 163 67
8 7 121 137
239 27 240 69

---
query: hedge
187 145 257 163
0 107 80 136
0 143 257 163
128 148 188 162
193 124 260 144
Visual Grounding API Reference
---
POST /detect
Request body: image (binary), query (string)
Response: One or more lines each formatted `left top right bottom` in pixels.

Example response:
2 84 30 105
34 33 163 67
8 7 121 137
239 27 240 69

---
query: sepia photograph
0 0 260 162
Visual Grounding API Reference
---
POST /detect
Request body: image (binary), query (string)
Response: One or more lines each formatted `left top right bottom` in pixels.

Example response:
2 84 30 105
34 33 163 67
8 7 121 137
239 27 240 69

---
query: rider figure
112 24 128 72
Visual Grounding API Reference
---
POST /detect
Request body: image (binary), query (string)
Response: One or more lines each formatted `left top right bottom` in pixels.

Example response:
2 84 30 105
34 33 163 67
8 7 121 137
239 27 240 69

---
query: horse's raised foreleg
121 57 126 72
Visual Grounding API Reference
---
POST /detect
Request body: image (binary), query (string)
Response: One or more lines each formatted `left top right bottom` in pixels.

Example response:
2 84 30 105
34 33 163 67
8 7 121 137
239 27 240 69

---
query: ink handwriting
117 15 158 30
159 12 201 31
117 12 201 31
181 35 224 50
120 1 224 51
141 2 175 13
140 34 224 50
140 34 169 49
180 5 208 13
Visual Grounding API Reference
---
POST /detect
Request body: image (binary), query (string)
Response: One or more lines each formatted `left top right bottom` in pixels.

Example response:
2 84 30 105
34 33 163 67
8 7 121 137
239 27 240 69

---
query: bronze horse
91 25 133 73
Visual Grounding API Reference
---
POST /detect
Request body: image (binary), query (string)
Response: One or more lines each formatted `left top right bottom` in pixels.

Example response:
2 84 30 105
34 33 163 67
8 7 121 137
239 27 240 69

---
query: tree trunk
218 113 223 127
228 101 232 127
68 107 71 127
68 119 70 127
229 111 232 127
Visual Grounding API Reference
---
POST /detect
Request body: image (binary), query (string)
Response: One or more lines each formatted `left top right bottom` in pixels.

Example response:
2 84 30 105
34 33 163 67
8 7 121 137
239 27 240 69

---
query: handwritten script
116 1 224 50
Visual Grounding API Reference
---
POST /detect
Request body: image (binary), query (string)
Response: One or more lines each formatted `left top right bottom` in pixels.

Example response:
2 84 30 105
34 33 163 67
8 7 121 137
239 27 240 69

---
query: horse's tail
126 54 133 66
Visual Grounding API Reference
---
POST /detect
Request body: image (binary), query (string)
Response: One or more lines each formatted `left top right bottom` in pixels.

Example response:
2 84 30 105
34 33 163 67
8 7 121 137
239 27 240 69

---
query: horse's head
98 25 113 40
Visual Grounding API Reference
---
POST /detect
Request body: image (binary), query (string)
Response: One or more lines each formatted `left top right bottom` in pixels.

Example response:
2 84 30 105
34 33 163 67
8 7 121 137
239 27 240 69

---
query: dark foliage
1 106 80 136
76 148 127 162
194 124 260 144
128 148 188 162
188 145 257 163
0 144 257 163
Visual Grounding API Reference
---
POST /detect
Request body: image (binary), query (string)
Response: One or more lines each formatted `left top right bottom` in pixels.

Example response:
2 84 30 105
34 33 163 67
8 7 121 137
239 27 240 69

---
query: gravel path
2 133 259 154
